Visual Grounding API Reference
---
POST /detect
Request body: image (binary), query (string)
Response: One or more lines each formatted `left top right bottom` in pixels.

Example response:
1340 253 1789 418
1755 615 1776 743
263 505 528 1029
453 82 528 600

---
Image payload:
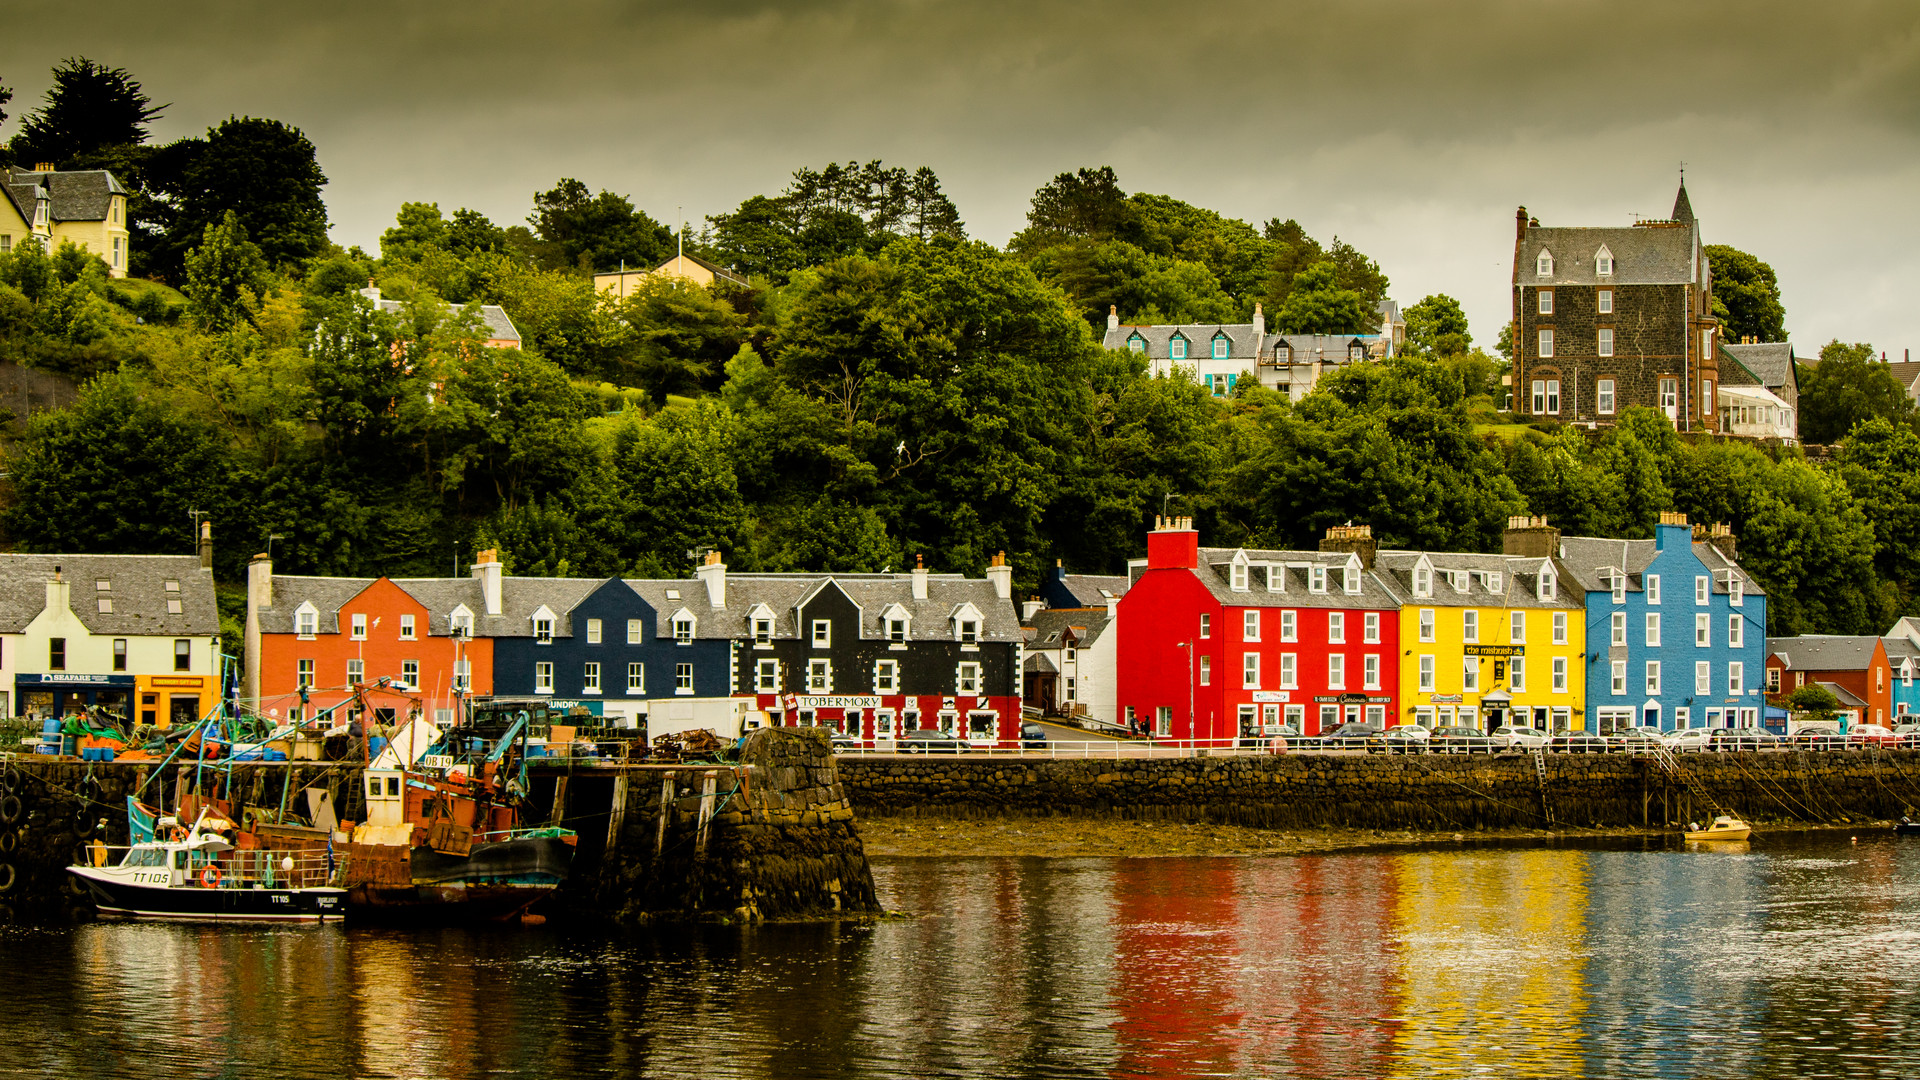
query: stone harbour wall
838 749 1920 831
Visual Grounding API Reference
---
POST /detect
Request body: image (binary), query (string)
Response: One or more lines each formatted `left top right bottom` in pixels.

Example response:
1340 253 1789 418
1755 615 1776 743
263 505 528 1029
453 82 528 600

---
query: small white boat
1684 814 1752 842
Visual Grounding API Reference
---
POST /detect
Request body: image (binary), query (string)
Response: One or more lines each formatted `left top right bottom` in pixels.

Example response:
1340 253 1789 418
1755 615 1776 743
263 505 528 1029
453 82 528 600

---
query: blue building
1883 618 1920 722
1560 514 1768 733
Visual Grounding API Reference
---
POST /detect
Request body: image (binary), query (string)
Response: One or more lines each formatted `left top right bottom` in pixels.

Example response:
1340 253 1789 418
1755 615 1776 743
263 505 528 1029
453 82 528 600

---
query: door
1660 377 1678 422
1261 704 1280 733
844 710 863 742
875 711 895 749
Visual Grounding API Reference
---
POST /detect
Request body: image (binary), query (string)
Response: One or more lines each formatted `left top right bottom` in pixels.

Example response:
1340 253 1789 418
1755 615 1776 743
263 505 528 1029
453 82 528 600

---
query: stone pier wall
839 750 1920 830
585 727 880 923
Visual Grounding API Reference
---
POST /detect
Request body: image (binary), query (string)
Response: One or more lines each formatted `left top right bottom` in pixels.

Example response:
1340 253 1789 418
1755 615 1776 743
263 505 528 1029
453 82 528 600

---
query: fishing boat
1684 814 1753 842
66 798 345 922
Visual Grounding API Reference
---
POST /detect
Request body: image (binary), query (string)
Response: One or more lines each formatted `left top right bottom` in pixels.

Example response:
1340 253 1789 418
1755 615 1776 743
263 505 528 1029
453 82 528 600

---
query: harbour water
2 831 1916 1078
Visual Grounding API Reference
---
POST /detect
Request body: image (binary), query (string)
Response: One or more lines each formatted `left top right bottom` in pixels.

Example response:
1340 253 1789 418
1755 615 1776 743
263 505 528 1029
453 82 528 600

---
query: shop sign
150 677 205 688
1463 645 1524 658
795 695 883 710
17 673 137 687
1251 691 1289 703
1429 693 1464 704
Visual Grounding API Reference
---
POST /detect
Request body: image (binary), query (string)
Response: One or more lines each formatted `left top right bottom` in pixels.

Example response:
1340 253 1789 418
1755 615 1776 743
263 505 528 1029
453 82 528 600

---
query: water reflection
3 835 1919 1078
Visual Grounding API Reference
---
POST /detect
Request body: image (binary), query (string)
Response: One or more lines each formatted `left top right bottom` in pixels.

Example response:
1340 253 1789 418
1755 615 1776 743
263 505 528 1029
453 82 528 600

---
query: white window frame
674 615 694 644
1242 653 1260 690
1231 562 1248 590
1646 575 1661 604
1281 653 1298 689
534 662 553 693
807 659 832 693
1510 611 1526 644
1696 576 1710 605
676 663 694 693
346 658 363 685
1729 662 1744 695
1597 329 1614 359
399 614 416 641
1646 661 1662 696
630 662 647 693
875 659 899 693
351 613 368 641
401 659 419 686
1329 612 1346 644
296 608 318 637
754 659 776 693
1645 613 1661 647
453 659 471 691
1419 608 1435 643
1536 251 1553 276
1413 566 1432 597
627 618 643 644
1552 657 1568 693
1364 612 1380 644
533 617 553 644
1730 578 1744 606
1598 288 1613 312
1310 567 1327 594
1199 614 1211 639
1418 654 1435 692
1538 290 1554 315
1695 613 1710 648
1364 654 1380 691
1328 654 1346 690
1199 655 1211 686
1612 611 1627 646
586 618 602 645
956 662 982 694
1552 612 1567 644
1343 567 1361 594
1538 329 1554 359
1544 379 1560 413
1462 610 1478 644
1695 661 1712 695
1511 655 1527 692
1281 610 1297 642
583 662 601 694
1729 615 1744 649
812 619 831 647
1243 610 1260 641
1611 660 1627 696
297 659 314 689
1462 656 1480 693
1597 374 1615 410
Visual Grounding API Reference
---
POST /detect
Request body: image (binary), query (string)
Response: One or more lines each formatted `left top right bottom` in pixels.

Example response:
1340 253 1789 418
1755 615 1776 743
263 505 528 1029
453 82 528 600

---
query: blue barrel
40 717 59 738
60 735 77 756
368 736 388 758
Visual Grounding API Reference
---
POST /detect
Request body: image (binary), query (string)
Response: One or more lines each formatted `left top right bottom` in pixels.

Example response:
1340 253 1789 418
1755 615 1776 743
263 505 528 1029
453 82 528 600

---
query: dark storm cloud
4 0 1917 347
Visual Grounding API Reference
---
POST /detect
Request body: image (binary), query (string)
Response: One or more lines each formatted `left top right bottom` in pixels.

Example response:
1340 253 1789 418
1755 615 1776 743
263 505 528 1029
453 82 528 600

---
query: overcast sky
5 0 1917 353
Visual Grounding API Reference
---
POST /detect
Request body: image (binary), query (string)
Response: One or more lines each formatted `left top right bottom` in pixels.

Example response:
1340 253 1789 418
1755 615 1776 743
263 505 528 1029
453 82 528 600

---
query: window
1767 667 1781 694
584 663 601 693
1729 662 1744 695
754 659 776 693
1695 662 1711 694
171 638 190 672
400 614 416 640
1596 249 1614 277
1729 615 1744 649
676 663 694 692
630 662 646 692
957 662 981 694
1510 611 1526 644
1696 576 1711 605
1531 380 1545 413
297 609 318 636
112 638 127 672
1552 612 1568 644
297 659 314 689
1414 565 1432 597
528 661 551 692
1281 653 1298 688
1730 578 1744 606
1659 378 1677 414
451 610 473 637
1065 677 1077 702
1462 610 1478 643
351 613 368 640
1538 290 1554 315
888 618 907 643
1462 656 1479 692
1156 706 1172 737
453 660 471 691
586 618 602 644
1128 334 1145 354
1364 654 1380 690
1419 608 1435 642
1544 379 1560 413
1310 567 1327 593
1199 655 1211 686
97 597 112 614
1645 613 1661 647
960 620 980 645
1265 564 1283 592
1281 610 1297 642
1552 657 1568 692
1597 329 1614 359
1598 288 1613 313
347 658 364 685
1328 654 1346 689
1646 575 1661 604
628 618 644 644
1210 374 1229 396
1511 656 1526 692
1065 643 1077 662
811 619 831 647
1243 610 1260 640
876 659 898 692
1344 566 1361 594
402 659 419 686
1349 344 1364 361
534 617 553 643
1212 336 1229 360
1329 612 1346 644
1536 251 1553 276
1242 653 1260 689
1695 614 1710 647
1646 661 1662 695
674 615 694 644
1170 336 1187 360
1703 378 1715 418
1200 614 1212 639
1611 660 1627 695
1364 612 1380 643
1538 329 1554 359
1418 655 1435 691
807 659 831 692
1612 611 1627 646
1488 571 1502 593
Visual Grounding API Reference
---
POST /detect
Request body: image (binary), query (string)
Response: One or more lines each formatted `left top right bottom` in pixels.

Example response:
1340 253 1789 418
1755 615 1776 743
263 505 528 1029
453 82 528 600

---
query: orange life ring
199 865 221 889
169 827 187 843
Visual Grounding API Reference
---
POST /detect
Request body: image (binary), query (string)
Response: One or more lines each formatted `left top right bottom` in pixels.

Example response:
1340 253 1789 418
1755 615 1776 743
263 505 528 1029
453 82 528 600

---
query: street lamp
1175 639 1196 753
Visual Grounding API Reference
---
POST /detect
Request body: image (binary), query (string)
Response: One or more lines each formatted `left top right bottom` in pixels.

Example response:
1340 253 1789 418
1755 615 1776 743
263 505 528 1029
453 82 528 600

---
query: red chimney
1146 516 1199 570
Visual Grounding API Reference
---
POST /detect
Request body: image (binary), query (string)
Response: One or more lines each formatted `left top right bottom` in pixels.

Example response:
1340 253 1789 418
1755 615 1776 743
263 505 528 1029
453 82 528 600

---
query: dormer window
1730 578 1744 606
1128 333 1145 354
1348 344 1363 361
1413 564 1431 598
960 620 978 644
1450 571 1468 594
1538 568 1557 601
1169 335 1187 360
1487 571 1502 593
533 617 553 643
754 617 772 644
1536 249 1553 277
1277 345 1292 362
449 607 473 636
1611 572 1626 604
1230 560 1249 591
1595 246 1614 276
1309 566 1327 593
673 612 695 644
1343 567 1361 594
889 618 907 642
1265 564 1282 592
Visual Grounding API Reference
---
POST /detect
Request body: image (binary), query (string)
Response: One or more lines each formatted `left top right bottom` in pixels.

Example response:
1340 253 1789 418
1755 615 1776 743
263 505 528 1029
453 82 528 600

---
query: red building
1765 635 1892 728
1118 518 1402 741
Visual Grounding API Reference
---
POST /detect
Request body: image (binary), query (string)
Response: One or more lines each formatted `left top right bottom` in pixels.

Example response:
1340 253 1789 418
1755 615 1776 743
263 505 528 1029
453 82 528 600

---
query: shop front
17 673 137 724
135 674 212 728
773 693 1012 748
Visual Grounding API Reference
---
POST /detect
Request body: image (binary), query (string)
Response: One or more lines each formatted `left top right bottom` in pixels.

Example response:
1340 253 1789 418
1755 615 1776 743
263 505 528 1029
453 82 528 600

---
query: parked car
1317 722 1384 750
1261 724 1306 751
1892 722 1920 748
1019 722 1048 749
1848 723 1897 747
830 732 861 753
1429 726 1494 754
1490 725 1549 749
1549 731 1610 753
897 728 964 754
1379 725 1431 754
1609 725 1667 752
1663 727 1712 752
1788 726 1842 750
1712 722 1781 749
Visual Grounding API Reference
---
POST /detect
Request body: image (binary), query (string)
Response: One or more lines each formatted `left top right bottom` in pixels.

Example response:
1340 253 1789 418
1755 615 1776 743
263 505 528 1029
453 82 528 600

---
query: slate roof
1026 607 1111 650
259 576 377 635
1372 550 1582 611
1554 536 1765 598
1818 682 1868 709
0 554 217 636
1882 636 1920 671
1023 653 1058 674
1190 547 1400 610
627 573 1023 643
1721 343 1797 393
1054 574 1128 607
1888 616 1920 645
4 168 124 224
358 286 521 344
1266 334 1374 361
491 577 604 637
657 252 748 288
1103 323 1265 360
1768 635 1882 671
1517 225 1695 286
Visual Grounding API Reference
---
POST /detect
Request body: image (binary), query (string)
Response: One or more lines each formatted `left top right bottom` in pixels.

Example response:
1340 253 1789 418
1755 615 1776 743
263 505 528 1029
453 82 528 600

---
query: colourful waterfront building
1373 524 1587 733
1118 518 1402 741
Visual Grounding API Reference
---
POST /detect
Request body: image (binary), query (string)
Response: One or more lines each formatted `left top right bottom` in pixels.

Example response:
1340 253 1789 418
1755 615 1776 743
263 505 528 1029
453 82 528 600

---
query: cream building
0 165 131 277
594 253 748 298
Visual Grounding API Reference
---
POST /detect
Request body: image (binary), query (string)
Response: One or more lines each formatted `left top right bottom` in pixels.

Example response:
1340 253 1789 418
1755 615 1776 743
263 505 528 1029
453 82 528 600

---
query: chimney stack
1107 305 1119 332
198 520 213 570
1146 515 1200 570
1516 206 1529 241
1706 522 1737 562
1253 302 1265 338
695 549 727 609
911 554 929 601
1319 523 1376 569
1022 596 1044 621
1502 515 1561 559
472 548 503 615
245 552 273 708
1654 510 1690 550
985 551 1013 601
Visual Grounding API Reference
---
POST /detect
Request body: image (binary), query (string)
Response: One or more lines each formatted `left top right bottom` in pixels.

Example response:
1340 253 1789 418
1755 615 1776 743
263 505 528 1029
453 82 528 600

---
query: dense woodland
1 59 1918 648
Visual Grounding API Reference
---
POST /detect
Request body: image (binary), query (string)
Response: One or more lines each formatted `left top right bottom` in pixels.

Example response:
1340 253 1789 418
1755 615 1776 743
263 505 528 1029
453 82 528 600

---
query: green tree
446 208 508 256
604 274 750 401
7 57 165 165
1798 340 1915 443
1403 294 1472 357
1834 418 1920 611
380 202 450 262
150 116 329 276
1010 166 1133 254
1273 261 1374 335
182 211 269 331
1705 244 1787 343
529 178 673 273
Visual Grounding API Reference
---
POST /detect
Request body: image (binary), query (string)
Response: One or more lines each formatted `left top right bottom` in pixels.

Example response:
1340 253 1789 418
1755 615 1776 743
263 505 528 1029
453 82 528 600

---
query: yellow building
0 165 131 276
1377 550 1588 732
593 252 748 298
